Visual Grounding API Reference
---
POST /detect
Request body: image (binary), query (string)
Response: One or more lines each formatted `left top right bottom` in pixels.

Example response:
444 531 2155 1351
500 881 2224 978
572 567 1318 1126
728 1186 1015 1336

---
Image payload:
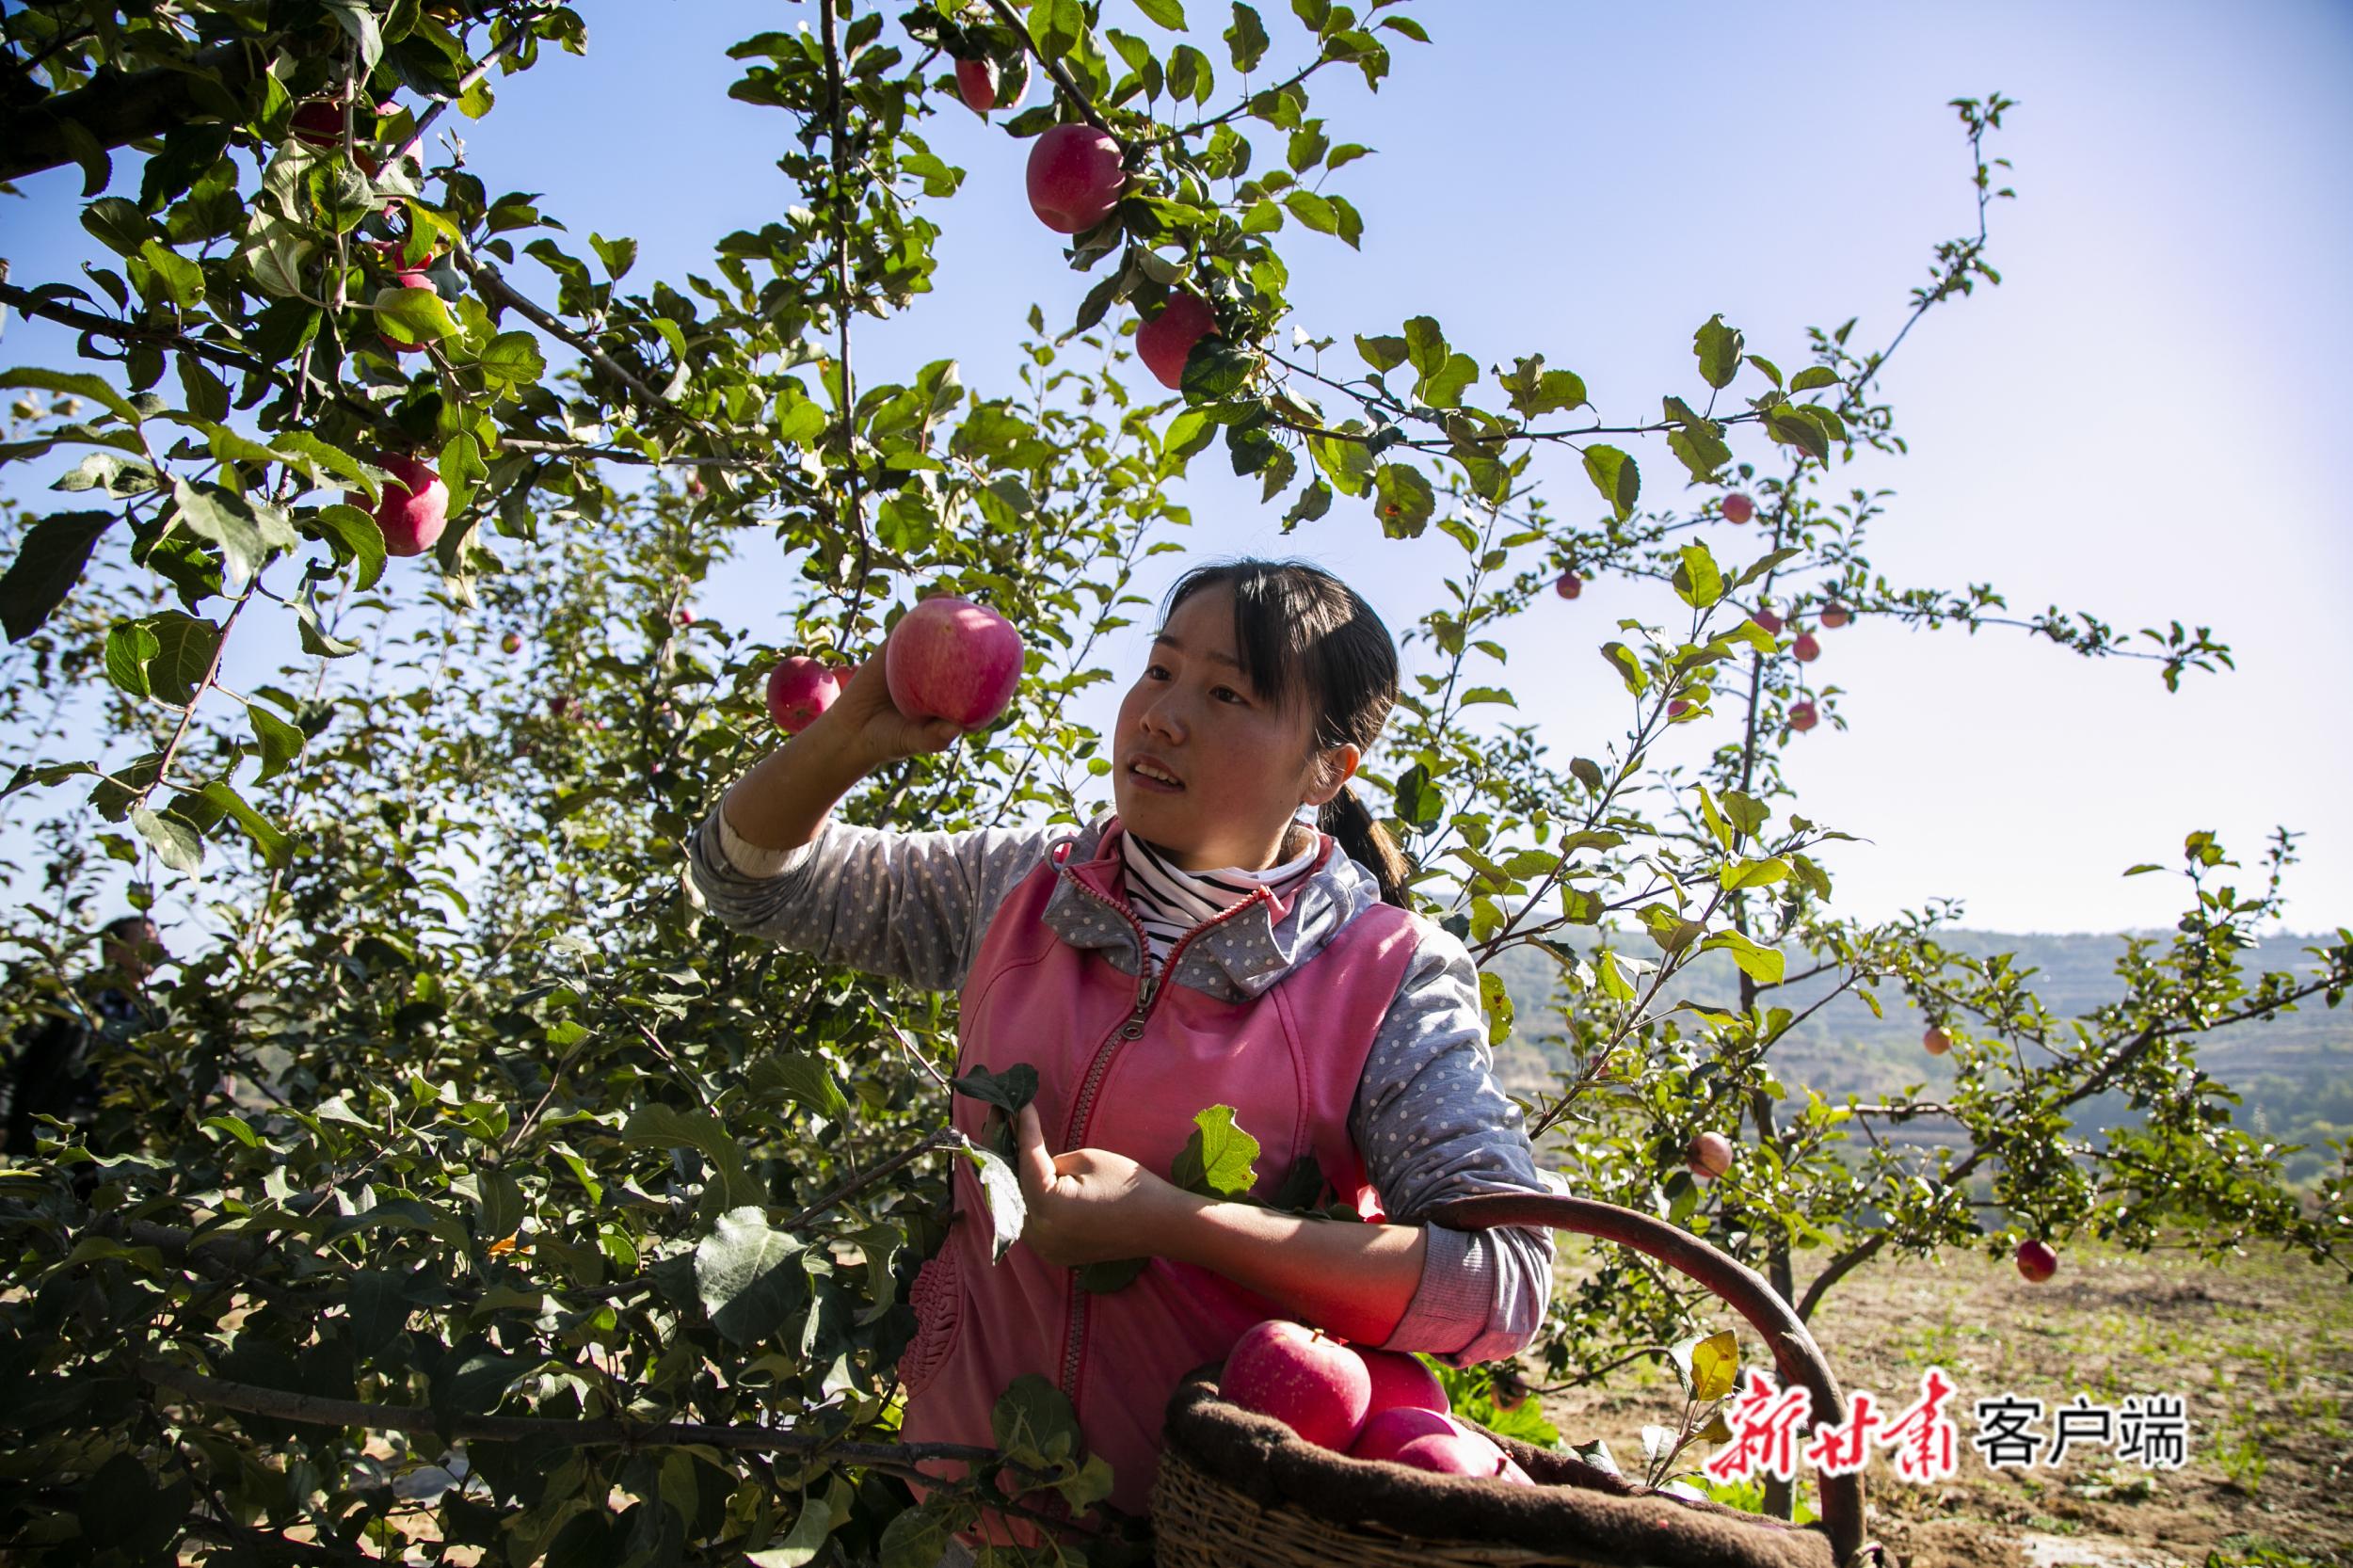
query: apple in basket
1358 1349 1449 1416
1349 1405 1464 1464
1391 1431 1536 1486
1220 1320 1371 1451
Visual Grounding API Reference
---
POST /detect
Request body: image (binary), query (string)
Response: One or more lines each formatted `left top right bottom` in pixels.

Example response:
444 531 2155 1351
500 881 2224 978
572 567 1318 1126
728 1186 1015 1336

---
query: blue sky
5 0 2349 937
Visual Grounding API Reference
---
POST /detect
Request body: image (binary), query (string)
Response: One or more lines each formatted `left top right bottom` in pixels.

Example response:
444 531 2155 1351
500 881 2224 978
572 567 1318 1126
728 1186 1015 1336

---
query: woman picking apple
689 559 1558 1554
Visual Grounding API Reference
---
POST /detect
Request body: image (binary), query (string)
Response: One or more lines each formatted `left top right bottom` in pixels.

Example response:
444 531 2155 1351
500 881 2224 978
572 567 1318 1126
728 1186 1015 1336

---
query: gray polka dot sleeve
1355 921 1562 1368
682 792 1058 994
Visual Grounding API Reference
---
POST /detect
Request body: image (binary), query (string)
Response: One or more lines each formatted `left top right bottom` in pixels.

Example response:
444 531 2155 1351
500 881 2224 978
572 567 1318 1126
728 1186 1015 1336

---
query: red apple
2015 1239 2057 1283
1750 607 1784 636
1820 603 1850 629
347 455 447 557
1923 1026 1951 1056
955 56 998 114
1554 571 1582 600
1687 1130 1733 1182
291 100 346 149
1668 699 1691 718
675 609 695 627
1136 294 1218 392
766 657 842 735
1349 1406 1464 1464
1788 701 1818 733
1390 1432 1532 1485
884 595 1025 729
1791 632 1821 663
1359 1350 1449 1417
549 695 573 720
1026 123 1125 233
500 632 521 655
687 476 708 499
1221 1320 1371 1452
1721 492 1755 524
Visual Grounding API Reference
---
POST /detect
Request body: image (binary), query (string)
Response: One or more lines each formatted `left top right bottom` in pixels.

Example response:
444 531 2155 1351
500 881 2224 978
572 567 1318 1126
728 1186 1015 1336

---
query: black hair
1159 558 1416 907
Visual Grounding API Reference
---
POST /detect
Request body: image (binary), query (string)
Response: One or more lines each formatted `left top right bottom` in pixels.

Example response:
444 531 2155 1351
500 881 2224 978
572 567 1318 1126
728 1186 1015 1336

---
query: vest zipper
1053 868 1273 1398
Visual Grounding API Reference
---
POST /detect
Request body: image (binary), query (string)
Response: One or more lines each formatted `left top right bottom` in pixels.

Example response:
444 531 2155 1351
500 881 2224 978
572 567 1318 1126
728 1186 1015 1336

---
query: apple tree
0 1 2344 1561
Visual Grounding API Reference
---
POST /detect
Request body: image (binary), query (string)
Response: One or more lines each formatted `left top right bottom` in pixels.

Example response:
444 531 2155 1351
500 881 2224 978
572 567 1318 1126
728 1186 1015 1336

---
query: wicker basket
1149 1192 1886 1568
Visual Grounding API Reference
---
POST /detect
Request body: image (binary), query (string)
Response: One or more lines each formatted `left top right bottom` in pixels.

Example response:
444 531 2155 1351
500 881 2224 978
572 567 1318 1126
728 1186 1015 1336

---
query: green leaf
130 805 203 876
1225 3 1271 70
1372 462 1433 536
1600 641 1648 696
991 1373 1083 1464
0 510 113 642
1789 365 1840 392
877 1511 953 1568
1394 761 1443 826
305 504 389 591
623 1105 764 1211
247 704 305 783
1307 426 1374 496
1284 188 1338 234
1499 355 1586 417
1170 1105 1260 1198
142 612 222 705
1168 43 1215 103
374 282 458 347
950 1063 1038 1115
1693 313 1743 390
1133 0 1188 26
962 1138 1027 1263
476 330 546 389
750 1049 851 1123
171 477 294 587
1355 334 1411 376
1701 928 1785 984
1478 969 1514 1047
197 780 289 868
1717 856 1789 891
0 368 141 428
1582 444 1639 520
1671 542 1723 609
695 1207 808 1347
104 621 159 698
1417 351 1478 409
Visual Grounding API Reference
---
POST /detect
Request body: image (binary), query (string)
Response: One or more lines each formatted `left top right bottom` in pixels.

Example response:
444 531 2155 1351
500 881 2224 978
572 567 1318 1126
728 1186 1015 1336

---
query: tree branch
0 42 259 184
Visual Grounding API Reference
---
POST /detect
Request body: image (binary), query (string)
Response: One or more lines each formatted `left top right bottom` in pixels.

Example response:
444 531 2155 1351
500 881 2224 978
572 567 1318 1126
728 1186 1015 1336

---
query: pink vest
895 816 1421 1544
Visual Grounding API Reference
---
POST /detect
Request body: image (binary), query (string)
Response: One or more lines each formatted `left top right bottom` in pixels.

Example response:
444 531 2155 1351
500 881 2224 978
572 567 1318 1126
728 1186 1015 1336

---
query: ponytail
1318 782 1414 908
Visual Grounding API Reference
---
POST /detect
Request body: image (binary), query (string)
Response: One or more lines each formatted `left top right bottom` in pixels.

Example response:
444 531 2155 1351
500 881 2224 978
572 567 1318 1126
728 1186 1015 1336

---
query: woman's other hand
1013 1104 1192 1268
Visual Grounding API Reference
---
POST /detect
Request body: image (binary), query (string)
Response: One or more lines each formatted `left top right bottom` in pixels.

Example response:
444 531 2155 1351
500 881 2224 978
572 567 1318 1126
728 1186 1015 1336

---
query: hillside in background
1481 928 2352 1185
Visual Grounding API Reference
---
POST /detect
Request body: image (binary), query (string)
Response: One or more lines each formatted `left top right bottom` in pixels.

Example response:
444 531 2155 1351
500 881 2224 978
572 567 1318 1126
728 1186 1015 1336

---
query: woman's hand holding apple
808 650 962 770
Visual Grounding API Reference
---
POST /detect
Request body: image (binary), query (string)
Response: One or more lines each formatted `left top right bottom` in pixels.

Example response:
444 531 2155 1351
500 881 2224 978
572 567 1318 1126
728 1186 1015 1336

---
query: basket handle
1422 1192 1875 1568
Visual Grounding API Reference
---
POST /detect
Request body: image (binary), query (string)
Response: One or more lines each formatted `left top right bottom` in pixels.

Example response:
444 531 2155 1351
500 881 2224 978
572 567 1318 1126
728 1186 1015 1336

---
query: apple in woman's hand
884 595 1025 729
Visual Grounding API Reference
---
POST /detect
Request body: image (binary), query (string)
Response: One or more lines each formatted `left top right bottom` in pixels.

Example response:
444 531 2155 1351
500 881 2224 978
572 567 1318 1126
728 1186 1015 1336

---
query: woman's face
1112 583 1357 872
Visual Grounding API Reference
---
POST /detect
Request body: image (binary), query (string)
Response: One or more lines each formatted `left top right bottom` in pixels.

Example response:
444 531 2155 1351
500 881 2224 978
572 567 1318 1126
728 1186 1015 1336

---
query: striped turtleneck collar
1117 820 1321 971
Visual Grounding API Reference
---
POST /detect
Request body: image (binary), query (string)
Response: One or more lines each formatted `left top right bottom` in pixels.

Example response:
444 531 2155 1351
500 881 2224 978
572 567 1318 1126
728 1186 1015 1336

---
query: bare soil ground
1534 1233 2353 1568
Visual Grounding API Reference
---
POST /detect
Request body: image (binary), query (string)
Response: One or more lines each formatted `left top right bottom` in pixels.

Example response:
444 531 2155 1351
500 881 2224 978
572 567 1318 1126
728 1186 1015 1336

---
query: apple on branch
1750 606 1785 636
2015 1239 2058 1283
1687 1130 1733 1181
346 455 447 557
1788 700 1818 733
1026 123 1125 233
766 657 843 734
1923 1026 1951 1056
954 56 997 114
1820 602 1850 629
1721 492 1755 524
1137 295 1219 392
1791 632 1822 664
1554 570 1582 600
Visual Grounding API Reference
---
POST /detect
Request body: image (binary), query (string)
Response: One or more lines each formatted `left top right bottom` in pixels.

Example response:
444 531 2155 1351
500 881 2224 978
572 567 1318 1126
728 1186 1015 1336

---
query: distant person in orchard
1 914 168 1157
688 557 1559 1551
